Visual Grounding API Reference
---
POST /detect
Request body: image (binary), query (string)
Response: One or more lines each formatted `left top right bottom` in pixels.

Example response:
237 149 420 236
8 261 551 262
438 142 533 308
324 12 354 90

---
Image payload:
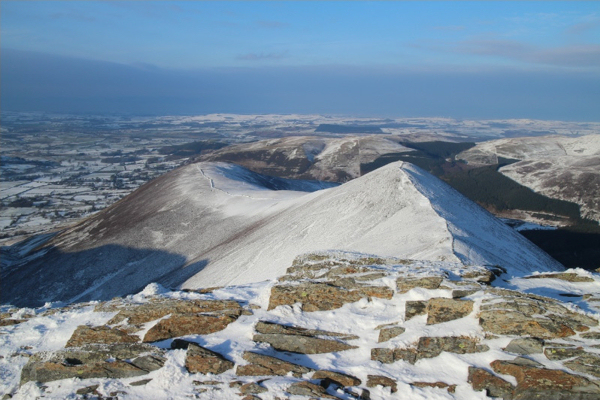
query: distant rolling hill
457 134 600 223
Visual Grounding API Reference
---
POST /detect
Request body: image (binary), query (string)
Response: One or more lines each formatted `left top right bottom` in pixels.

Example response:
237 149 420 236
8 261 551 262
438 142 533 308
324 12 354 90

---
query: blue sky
2 1 599 119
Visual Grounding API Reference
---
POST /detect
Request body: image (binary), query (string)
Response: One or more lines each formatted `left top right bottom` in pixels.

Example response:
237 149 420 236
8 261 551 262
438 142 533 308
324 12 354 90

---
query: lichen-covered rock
480 292 597 336
20 344 165 385
405 301 427 321
107 299 242 325
313 370 361 387
130 378 152 386
461 267 503 284
372 336 487 365
255 321 358 340
411 381 456 393
371 348 396 364
416 336 489 359
564 353 600 378
482 297 544 314
185 343 234 374
76 384 100 395
355 272 387 281
239 382 268 395
268 281 392 312
581 332 600 339
253 321 358 354
372 347 419 364
377 326 405 343
128 354 164 374
504 337 544 355
0 318 27 326
253 333 358 354
479 310 576 338
544 347 586 360
396 276 443 293
491 359 600 400
143 313 238 342
452 289 479 298
65 325 139 347
287 381 338 399
426 298 473 325
236 352 313 377
468 366 515 399
367 375 397 393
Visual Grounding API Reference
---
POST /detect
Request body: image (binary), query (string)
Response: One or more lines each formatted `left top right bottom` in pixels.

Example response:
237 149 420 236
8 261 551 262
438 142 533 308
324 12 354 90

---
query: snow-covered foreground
2 161 562 307
1 253 599 400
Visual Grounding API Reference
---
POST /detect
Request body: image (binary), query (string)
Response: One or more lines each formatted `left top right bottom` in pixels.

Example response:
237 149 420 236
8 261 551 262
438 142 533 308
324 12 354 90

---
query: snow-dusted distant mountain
457 135 600 222
1 162 562 307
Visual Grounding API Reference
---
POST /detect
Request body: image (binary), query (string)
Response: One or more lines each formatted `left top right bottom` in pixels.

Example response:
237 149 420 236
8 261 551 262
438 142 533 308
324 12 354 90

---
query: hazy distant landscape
2 112 599 270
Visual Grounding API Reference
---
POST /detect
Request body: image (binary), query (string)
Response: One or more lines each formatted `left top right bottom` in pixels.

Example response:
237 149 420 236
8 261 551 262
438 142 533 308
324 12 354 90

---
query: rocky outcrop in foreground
1 253 599 399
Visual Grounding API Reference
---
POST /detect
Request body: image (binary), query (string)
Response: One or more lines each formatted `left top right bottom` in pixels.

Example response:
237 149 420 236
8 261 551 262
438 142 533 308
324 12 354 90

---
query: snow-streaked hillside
457 134 600 164
457 135 600 222
1 162 562 307
201 135 415 181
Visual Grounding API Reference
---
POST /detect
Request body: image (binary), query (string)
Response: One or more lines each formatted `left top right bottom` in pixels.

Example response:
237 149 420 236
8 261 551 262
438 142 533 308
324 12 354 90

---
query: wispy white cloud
50 11 96 23
456 39 533 58
432 25 466 32
456 39 600 68
257 20 289 29
237 51 289 61
566 18 600 35
532 45 600 67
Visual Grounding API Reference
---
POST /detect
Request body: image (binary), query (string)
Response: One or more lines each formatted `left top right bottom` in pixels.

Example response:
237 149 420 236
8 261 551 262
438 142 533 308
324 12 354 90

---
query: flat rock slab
66 325 139 347
426 298 474 325
253 333 358 354
185 343 234 375
378 326 406 343
367 375 397 393
106 299 242 325
411 381 456 393
240 382 268 395
143 313 238 342
491 359 600 400
313 370 361 387
468 366 515 399
405 301 427 321
372 336 489 365
461 268 501 284
480 310 576 339
564 353 600 378
416 336 489 359
504 337 545 355
544 347 586 360
287 381 338 399
255 321 358 340
268 281 392 312
20 344 165 385
397 276 443 293
372 347 418 364
236 351 313 378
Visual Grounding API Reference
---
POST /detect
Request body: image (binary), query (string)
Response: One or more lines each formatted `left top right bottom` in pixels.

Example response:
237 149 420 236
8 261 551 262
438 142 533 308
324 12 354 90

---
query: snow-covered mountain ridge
1 252 599 400
1 161 562 307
